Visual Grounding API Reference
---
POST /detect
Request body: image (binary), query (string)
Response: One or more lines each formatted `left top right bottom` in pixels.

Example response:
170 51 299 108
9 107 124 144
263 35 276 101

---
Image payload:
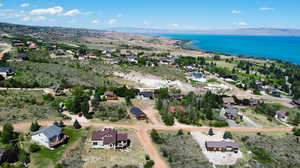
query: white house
91 127 130 149
31 125 68 149
137 92 154 100
190 72 207 82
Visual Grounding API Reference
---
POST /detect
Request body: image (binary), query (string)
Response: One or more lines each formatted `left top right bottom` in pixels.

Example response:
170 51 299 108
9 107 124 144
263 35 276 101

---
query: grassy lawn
82 127 146 168
152 130 213 168
29 127 88 168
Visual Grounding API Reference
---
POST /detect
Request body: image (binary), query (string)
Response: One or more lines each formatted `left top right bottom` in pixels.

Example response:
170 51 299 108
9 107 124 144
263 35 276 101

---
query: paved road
10 120 293 168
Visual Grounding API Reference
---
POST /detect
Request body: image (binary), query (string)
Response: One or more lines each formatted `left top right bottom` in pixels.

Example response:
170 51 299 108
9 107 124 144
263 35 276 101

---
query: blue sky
0 0 299 30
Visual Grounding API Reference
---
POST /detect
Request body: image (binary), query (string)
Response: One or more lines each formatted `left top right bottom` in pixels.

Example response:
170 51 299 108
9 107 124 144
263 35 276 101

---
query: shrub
30 121 41 132
223 131 233 139
150 129 164 144
177 129 184 136
144 160 155 168
29 144 41 153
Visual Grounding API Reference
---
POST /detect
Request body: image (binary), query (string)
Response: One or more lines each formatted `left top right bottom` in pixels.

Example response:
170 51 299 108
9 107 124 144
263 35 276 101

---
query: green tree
73 120 82 129
150 129 164 144
2 123 15 144
30 121 41 132
223 131 233 139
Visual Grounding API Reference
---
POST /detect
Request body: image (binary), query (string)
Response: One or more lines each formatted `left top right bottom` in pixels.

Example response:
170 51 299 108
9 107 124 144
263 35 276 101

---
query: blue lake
160 34 300 65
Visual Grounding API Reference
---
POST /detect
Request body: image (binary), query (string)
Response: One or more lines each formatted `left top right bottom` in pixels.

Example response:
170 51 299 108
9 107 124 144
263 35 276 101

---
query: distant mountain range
109 27 300 36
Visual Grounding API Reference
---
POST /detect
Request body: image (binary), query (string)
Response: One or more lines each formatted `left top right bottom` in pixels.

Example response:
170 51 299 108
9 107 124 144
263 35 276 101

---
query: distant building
276 110 288 121
190 72 207 82
44 86 63 96
104 91 118 100
11 40 24 47
169 93 184 101
31 125 69 149
130 107 147 120
91 127 130 149
222 97 236 105
168 106 185 113
15 55 29 61
137 92 154 100
249 98 263 106
205 141 239 153
28 43 38 49
128 56 138 63
0 67 15 79
224 106 243 121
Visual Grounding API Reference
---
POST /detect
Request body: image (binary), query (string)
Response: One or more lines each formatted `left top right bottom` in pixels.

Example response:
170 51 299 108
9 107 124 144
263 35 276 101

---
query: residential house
54 49 66 56
91 127 130 149
11 40 24 47
31 125 69 149
292 99 300 106
130 107 147 120
249 98 263 106
44 86 64 96
128 56 138 63
137 92 154 100
224 106 243 121
276 110 288 121
169 93 184 101
0 67 15 79
223 97 236 106
28 43 38 50
168 106 185 113
205 141 239 153
190 72 207 82
15 55 29 61
104 91 118 100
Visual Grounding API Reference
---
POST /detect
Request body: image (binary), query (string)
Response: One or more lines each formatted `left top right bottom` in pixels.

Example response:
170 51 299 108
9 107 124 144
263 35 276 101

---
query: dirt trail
0 45 11 60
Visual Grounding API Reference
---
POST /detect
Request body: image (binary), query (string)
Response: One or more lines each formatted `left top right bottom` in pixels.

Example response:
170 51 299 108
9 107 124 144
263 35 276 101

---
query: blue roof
139 92 154 97
0 67 11 73
33 125 62 140
130 107 145 116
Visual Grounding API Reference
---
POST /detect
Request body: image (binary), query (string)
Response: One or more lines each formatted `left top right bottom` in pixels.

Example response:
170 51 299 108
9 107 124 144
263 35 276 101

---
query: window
93 142 98 145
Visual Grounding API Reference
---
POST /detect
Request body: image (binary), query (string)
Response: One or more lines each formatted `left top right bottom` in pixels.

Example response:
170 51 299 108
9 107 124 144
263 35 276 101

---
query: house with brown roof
205 141 239 153
91 127 130 149
104 91 118 100
223 97 235 105
168 106 185 113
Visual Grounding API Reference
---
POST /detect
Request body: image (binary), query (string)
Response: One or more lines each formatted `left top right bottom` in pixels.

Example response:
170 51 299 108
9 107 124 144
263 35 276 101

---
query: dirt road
0 45 11 60
10 120 293 168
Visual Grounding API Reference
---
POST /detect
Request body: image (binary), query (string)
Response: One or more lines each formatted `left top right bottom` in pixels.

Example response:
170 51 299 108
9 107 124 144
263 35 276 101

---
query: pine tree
58 120 65 127
223 131 233 139
30 121 41 132
73 119 82 129
208 128 214 136
53 121 59 127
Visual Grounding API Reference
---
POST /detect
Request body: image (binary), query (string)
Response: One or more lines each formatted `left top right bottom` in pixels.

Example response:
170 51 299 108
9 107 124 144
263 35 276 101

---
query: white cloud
259 7 274 11
20 3 30 8
108 19 116 25
91 20 100 24
170 23 179 27
30 6 63 15
232 10 241 14
234 22 248 26
143 20 152 26
22 15 47 22
63 9 81 16
117 13 123 17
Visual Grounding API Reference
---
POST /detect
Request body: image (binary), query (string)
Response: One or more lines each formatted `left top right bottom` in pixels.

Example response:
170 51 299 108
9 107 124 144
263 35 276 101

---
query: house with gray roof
224 106 243 121
31 125 69 149
0 67 15 79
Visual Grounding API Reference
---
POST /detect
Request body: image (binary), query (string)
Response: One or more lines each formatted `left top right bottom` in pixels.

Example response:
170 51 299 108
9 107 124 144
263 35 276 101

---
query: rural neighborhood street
10 120 293 168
